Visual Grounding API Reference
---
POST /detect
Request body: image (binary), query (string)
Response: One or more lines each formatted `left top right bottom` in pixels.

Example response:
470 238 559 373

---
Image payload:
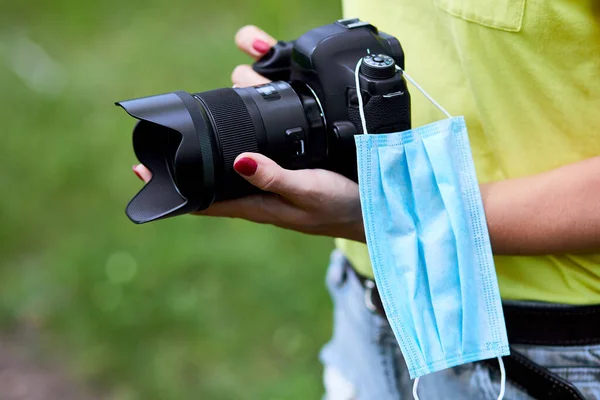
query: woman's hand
132 26 365 242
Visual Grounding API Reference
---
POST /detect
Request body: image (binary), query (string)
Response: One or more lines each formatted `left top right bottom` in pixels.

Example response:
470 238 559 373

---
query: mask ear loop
497 356 506 400
354 59 370 135
412 377 420 400
353 58 452 135
411 356 506 400
395 65 452 119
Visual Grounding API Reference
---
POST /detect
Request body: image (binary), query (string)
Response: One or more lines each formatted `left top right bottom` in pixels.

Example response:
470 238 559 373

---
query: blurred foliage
0 0 342 398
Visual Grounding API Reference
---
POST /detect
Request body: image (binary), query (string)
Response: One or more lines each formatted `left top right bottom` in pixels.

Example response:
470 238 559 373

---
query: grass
0 0 342 398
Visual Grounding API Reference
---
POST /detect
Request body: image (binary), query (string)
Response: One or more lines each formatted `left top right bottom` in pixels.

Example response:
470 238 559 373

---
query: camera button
285 127 303 140
285 127 306 156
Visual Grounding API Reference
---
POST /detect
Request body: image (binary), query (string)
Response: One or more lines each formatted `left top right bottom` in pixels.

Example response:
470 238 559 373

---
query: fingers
235 25 277 59
133 164 152 182
231 65 270 87
233 153 305 197
195 194 289 224
232 25 275 87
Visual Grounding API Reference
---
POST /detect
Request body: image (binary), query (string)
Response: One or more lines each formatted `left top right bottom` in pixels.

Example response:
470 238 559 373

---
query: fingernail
234 157 258 177
132 165 143 181
252 39 270 54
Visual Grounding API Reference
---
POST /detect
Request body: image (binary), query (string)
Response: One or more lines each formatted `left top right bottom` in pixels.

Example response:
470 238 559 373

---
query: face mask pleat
422 128 474 349
404 133 463 359
380 142 443 360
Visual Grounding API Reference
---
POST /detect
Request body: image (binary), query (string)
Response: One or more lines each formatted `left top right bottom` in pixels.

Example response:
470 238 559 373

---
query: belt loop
328 251 349 288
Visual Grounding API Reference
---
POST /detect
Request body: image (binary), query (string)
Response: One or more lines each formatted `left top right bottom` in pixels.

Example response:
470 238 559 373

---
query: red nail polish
234 157 258 177
252 39 270 54
132 165 143 181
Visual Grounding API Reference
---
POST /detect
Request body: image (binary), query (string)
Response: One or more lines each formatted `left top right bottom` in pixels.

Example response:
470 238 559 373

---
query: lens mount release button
285 127 306 156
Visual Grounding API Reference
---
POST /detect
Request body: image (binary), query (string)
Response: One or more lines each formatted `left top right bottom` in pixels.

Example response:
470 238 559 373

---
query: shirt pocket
433 0 527 32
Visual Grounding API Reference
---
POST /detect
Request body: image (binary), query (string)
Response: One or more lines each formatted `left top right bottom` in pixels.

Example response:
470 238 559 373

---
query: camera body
117 18 411 223
253 18 410 179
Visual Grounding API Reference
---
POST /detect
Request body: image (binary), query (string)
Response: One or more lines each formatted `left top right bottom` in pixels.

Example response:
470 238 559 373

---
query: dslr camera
117 18 411 223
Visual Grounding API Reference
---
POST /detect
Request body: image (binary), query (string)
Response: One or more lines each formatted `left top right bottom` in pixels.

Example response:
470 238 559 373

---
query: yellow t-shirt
338 0 600 304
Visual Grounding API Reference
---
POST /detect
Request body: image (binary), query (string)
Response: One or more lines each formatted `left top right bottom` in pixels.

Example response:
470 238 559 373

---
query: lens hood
116 91 216 223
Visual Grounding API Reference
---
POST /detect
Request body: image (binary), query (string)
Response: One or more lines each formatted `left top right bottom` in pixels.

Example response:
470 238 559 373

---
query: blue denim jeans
320 251 600 400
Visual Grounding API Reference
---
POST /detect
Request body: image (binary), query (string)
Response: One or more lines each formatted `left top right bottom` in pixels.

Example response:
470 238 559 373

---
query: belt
344 258 598 399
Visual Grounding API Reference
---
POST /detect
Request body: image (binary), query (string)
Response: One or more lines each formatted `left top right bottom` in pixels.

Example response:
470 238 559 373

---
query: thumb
233 153 302 196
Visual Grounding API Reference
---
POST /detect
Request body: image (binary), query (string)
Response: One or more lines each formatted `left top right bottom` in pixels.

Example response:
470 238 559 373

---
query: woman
134 0 600 397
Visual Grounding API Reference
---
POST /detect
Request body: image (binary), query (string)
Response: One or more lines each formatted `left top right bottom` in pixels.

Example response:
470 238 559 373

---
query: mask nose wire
411 356 506 400
353 58 452 136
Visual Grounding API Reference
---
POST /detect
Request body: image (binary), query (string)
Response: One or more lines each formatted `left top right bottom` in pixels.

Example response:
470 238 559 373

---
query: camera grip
252 41 294 82
348 94 410 134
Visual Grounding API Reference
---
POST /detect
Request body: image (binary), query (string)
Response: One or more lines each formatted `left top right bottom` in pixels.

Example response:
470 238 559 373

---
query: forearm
481 156 600 255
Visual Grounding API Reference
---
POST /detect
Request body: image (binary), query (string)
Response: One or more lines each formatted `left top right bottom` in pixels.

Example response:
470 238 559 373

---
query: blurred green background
0 0 342 398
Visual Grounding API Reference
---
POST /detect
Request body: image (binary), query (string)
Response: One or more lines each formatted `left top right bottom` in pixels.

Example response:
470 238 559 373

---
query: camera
117 18 411 224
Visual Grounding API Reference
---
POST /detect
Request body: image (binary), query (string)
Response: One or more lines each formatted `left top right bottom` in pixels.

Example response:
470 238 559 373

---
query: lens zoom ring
196 89 258 199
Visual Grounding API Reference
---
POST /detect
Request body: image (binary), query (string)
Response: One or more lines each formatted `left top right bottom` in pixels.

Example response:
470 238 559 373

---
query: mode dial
360 54 396 79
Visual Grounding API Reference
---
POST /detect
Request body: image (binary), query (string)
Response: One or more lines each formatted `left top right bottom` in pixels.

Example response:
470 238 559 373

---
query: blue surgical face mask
353 60 509 399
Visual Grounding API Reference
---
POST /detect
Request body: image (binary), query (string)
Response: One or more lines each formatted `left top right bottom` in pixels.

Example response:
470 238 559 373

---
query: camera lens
117 81 325 224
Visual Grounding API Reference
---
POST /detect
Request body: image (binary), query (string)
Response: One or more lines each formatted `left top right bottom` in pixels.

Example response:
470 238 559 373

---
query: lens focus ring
195 89 259 199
